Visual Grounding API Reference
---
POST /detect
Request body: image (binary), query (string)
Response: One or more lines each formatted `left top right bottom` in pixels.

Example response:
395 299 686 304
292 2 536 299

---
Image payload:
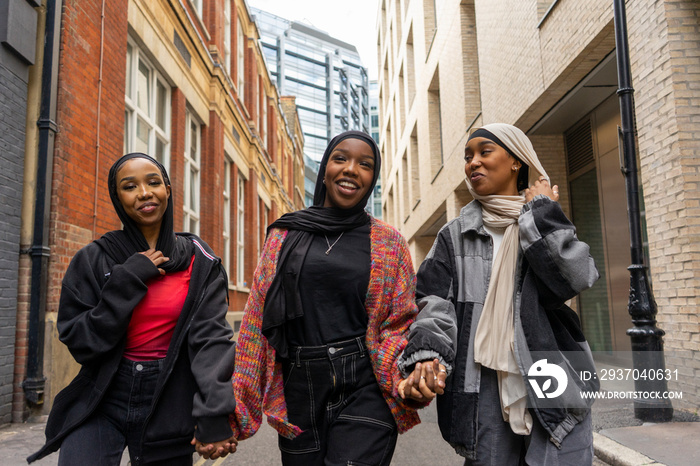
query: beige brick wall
379 0 481 261
378 0 700 411
627 0 700 410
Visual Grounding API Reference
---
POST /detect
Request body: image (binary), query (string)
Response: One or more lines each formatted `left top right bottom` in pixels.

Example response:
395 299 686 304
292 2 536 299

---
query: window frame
223 0 232 74
236 174 246 287
124 39 171 171
223 155 233 279
183 110 201 235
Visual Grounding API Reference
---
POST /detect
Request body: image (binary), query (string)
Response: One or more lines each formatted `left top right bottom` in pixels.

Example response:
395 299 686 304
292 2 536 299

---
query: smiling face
464 137 521 197
115 157 171 238
323 138 376 210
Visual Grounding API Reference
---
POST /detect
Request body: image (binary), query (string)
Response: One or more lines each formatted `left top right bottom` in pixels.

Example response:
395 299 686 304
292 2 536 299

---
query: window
124 40 171 169
223 156 232 278
190 0 203 17
428 70 443 178
183 111 201 234
260 201 269 255
236 174 246 287
261 92 268 146
224 1 232 74
237 18 245 100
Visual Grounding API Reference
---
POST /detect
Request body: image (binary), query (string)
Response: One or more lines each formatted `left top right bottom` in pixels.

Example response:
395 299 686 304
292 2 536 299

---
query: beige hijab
466 123 548 435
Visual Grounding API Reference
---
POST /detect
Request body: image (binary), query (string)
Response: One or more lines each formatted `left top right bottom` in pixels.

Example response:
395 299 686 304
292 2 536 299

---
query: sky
247 0 381 80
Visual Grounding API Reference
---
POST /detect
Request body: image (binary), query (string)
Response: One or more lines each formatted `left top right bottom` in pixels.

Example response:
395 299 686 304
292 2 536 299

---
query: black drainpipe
613 0 672 422
23 0 62 406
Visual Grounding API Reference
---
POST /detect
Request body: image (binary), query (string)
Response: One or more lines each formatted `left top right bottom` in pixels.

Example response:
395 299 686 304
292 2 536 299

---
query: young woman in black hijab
231 131 424 465
29 153 237 465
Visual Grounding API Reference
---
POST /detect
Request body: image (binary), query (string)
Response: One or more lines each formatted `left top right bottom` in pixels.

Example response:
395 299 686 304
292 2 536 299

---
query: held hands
139 248 169 275
524 177 559 203
398 359 447 402
191 435 238 460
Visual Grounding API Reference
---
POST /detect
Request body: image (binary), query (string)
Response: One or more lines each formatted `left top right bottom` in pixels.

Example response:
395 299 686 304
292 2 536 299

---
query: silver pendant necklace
324 232 344 255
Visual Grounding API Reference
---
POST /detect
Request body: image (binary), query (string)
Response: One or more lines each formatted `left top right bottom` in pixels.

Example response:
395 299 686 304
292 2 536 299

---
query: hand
139 248 169 275
398 359 447 402
191 435 238 459
524 177 559 203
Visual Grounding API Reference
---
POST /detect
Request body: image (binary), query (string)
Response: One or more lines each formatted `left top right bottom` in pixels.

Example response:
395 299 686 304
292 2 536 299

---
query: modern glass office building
252 8 371 207
368 80 382 218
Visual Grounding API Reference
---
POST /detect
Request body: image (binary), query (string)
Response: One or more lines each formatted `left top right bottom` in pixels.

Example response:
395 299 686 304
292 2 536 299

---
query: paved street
204 402 463 465
4 403 466 466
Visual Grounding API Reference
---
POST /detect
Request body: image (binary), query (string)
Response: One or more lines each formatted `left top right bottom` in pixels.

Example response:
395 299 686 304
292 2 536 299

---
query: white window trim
183 110 201 235
190 0 203 18
124 39 171 171
236 174 246 287
237 18 245 101
224 1 232 75
223 155 232 279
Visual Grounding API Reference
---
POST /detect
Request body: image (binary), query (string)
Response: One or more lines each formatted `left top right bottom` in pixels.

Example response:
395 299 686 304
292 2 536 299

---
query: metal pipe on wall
613 0 673 422
23 0 62 407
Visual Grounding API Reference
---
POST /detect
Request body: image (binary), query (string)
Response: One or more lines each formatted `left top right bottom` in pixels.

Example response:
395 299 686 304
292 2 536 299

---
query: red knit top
124 255 194 361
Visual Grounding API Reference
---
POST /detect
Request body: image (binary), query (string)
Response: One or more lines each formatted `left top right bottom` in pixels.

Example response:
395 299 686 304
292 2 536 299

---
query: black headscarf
262 131 381 357
95 153 193 272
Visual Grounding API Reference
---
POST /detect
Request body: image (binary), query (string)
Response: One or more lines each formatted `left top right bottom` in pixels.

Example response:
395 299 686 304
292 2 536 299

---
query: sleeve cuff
398 349 453 378
195 415 234 443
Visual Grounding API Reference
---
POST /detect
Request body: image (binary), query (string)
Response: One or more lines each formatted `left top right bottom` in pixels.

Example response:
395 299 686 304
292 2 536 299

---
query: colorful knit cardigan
230 217 422 440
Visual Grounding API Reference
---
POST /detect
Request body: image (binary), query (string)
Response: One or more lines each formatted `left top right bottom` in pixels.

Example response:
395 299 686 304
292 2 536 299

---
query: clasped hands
398 358 447 402
191 435 238 460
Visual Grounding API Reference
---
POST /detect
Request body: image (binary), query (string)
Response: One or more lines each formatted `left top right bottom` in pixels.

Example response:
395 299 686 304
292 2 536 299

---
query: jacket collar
458 200 489 236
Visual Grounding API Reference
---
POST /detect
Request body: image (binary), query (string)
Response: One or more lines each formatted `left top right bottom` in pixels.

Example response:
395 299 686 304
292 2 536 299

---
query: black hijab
95 153 193 272
262 131 381 357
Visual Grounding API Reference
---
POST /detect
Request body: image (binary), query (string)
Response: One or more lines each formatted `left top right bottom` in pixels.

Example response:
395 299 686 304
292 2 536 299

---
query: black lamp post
613 0 673 422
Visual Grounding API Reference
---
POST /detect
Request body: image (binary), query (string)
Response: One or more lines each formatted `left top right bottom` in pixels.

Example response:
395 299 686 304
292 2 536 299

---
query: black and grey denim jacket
399 195 600 459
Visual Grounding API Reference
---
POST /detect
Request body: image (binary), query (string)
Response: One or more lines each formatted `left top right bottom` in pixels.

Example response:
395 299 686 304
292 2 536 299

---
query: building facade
252 8 371 206
378 0 699 412
0 0 39 425
369 79 383 218
8 0 304 424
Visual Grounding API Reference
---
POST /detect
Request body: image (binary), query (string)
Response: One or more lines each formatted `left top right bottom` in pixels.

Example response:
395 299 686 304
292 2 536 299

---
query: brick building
0 0 39 425
9 0 304 424
378 0 699 412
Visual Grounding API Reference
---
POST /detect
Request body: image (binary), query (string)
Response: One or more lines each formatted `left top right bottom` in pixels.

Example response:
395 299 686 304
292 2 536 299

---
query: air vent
565 119 595 175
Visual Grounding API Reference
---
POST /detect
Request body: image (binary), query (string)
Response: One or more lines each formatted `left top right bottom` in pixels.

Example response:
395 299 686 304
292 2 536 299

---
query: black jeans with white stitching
279 336 398 466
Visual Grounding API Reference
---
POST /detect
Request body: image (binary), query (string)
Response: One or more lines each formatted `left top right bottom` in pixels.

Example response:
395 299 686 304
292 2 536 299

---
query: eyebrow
331 148 375 161
465 140 497 151
119 173 161 184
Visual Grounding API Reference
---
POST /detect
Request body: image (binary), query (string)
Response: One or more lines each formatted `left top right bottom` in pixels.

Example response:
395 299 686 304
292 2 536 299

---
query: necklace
324 232 344 255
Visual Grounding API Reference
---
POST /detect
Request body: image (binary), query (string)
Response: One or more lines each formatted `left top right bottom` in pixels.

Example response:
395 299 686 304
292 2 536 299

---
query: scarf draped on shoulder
262 131 381 358
467 124 548 436
95 153 193 272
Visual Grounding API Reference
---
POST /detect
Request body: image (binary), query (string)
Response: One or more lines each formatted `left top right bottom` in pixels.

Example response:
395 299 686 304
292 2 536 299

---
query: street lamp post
613 0 673 422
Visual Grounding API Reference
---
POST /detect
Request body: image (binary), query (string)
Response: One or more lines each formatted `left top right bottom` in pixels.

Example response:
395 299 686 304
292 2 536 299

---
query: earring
323 179 326 184
512 166 518 171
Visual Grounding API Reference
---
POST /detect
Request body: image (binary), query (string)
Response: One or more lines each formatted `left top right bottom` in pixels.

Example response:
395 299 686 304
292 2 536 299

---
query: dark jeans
59 358 192 466
280 336 398 466
465 367 593 466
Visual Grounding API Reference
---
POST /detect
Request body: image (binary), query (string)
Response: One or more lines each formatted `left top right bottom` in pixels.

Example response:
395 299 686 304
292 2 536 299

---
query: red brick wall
244 174 258 287
49 0 129 305
245 46 258 120
203 0 226 67
170 88 187 232
200 111 225 255
13 0 129 421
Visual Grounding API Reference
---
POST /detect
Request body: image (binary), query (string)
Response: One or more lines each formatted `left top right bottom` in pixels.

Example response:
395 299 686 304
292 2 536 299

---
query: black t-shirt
287 223 371 346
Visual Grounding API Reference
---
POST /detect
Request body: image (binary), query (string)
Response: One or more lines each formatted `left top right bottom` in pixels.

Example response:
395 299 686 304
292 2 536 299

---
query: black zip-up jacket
399 196 600 459
29 233 236 463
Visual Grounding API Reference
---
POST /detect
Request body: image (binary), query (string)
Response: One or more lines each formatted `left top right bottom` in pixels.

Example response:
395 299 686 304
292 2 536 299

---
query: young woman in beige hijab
398 123 599 465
